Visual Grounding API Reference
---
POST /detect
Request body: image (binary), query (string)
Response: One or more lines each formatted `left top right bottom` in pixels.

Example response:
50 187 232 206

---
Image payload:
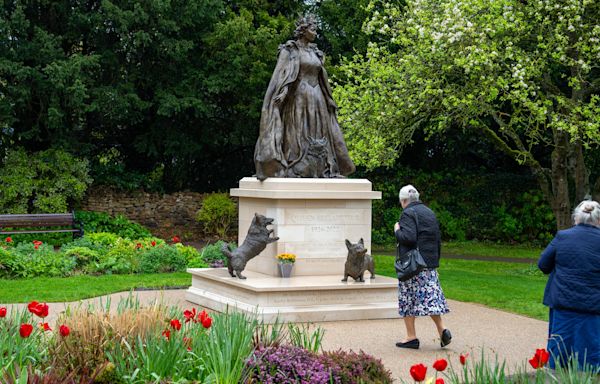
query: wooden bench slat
0 213 75 227
0 212 82 238
0 229 80 235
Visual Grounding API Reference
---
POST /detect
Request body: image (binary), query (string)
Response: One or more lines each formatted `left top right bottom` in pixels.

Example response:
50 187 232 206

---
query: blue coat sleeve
538 236 557 274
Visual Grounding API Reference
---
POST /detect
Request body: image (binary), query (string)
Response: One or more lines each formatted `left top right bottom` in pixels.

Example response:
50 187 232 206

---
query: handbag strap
412 210 420 251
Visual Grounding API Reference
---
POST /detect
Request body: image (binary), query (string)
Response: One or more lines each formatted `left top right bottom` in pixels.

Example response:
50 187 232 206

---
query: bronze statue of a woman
254 16 355 181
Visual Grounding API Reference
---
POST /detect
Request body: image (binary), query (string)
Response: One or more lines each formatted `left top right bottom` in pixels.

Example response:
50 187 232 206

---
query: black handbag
395 212 427 281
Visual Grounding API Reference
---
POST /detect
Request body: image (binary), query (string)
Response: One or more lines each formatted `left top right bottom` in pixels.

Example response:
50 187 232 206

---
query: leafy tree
0 148 92 213
335 0 600 229
311 0 374 63
0 1 301 192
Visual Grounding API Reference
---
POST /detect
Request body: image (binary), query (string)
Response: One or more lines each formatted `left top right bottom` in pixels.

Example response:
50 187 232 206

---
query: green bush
139 245 187 273
369 168 555 246
75 211 152 239
0 243 75 278
91 239 139 275
63 246 100 269
176 243 207 268
430 201 467 241
200 241 232 267
196 193 237 238
0 147 92 214
371 202 401 246
81 232 121 247
1 232 74 247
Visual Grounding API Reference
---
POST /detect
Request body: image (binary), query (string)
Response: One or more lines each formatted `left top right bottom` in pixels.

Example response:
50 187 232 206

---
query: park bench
0 212 83 239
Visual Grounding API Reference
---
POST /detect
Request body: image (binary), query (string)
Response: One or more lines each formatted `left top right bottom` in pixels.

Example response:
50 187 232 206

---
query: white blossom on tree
336 0 600 228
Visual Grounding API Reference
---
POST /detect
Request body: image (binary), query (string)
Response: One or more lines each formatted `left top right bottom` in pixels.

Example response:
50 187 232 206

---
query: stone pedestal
186 269 398 322
186 177 399 322
232 177 381 277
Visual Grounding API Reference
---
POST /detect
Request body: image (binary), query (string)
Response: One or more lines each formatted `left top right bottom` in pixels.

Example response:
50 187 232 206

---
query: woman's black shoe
440 329 452 347
395 339 420 349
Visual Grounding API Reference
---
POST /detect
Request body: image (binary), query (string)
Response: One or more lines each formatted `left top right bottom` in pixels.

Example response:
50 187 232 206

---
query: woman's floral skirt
397 269 450 317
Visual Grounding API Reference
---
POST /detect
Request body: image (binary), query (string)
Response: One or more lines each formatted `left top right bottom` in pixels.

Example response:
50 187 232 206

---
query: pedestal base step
186 268 399 323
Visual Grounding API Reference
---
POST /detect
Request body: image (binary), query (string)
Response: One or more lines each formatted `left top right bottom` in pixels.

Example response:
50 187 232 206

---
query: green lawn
373 241 544 260
0 272 191 303
0 256 549 322
373 255 548 321
442 241 544 260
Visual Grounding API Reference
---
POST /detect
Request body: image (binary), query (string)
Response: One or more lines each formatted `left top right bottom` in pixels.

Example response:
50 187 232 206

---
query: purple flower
247 345 339 384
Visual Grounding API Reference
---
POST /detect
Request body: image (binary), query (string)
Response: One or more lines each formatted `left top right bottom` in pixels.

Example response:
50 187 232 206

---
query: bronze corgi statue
222 213 279 279
342 238 375 282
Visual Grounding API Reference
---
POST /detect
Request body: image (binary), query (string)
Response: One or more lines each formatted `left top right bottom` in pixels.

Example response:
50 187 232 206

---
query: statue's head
294 15 318 41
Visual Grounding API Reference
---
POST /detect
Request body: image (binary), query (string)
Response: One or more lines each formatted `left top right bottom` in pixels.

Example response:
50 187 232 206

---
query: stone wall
80 187 205 239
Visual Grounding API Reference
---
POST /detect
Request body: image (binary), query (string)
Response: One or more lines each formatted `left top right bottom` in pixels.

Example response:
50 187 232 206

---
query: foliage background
1 0 598 241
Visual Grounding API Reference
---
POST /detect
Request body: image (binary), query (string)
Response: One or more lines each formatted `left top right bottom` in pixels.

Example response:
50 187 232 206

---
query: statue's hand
274 88 288 104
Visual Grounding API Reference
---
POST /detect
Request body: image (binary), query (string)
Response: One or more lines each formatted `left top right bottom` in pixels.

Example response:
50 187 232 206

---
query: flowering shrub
1 233 200 278
276 253 296 264
3 236 14 247
320 349 393 384
247 345 335 384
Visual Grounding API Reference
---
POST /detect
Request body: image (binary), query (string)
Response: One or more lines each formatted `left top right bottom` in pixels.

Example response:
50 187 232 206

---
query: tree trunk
571 140 589 202
550 132 571 230
593 176 600 202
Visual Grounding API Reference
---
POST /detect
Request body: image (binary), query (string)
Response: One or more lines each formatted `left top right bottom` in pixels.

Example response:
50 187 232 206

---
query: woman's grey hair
294 15 317 39
572 200 600 226
399 184 420 203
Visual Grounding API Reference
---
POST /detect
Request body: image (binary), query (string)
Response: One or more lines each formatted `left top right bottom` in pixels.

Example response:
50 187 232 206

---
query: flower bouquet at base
276 253 296 264
276 253 296 278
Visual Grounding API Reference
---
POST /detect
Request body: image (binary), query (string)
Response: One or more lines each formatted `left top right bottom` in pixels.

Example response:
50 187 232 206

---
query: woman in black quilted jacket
393 184 451 349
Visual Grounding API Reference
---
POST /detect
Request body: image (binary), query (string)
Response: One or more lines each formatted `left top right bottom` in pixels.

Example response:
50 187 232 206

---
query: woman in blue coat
538 200 600 370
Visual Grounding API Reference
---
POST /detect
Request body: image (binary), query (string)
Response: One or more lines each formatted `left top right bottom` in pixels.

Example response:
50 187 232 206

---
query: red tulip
59 324 70 337
0 307 6 317
40 322 52 331
201 316 212 329
170 319 182 330
5 237 12 243
34 245 39 250
198 309 208 323
409 363 427 382
33 240 42 246
529 348 550 369
162 329 171 340
135 243 142 249
27 301 49 318
20 323 33 338
151 241 156 247
436 379 445 384
433 358 448 371
172 235 181 243
184 308 197 323
460 353 469 365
